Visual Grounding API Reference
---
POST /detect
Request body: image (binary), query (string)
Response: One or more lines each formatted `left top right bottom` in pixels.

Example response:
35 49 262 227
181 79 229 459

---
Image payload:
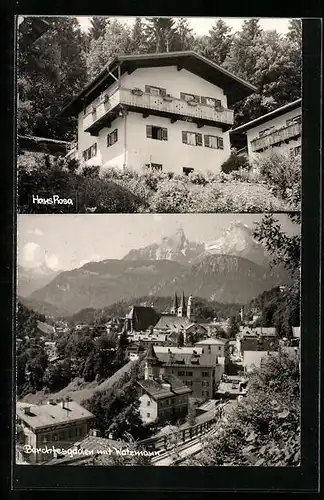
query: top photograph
17 16 302 214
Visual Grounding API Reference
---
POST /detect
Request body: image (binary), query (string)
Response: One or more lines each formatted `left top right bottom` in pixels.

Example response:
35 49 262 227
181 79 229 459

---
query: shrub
221 150 250 174
188 170 208 186
149 179 198 213
253 152 301 209
216 182 289 212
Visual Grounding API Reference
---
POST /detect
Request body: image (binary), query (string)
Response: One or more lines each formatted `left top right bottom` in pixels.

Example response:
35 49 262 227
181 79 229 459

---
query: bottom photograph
15 212 300 467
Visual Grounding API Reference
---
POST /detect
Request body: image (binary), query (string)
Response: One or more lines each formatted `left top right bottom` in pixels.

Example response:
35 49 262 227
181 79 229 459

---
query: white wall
77 65 232 173
247 106 302 160
121 66 228 108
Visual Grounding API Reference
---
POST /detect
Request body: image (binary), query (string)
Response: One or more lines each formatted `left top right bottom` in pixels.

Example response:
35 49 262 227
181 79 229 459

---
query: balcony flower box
187 99 198 107
131 88 144 96
215 105 225 112
163 94 173 102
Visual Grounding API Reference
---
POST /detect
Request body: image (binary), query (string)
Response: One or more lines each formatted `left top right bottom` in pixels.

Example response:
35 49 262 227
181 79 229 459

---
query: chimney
23 405 32 415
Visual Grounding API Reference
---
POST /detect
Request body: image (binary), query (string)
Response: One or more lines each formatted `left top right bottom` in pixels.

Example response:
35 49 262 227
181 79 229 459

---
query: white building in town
230 98 302 161
62 51 256 174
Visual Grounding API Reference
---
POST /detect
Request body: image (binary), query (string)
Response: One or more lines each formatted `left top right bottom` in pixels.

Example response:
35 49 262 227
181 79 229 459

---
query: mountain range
19 224 291 317
17 264 62 297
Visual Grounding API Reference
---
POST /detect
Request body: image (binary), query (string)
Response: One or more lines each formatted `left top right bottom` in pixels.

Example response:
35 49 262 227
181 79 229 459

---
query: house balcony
250 122 302 153
83 87 234 136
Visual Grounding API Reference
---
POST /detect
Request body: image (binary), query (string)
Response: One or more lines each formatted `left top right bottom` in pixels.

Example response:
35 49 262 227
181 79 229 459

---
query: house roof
126 306 160 332
18 135 73 156
16 401 94 431
137 374 192 400
60 51 257 117
144 343 164 366
153 314 192 330
155 348 218 368
230 98 302 134
195 337 227 346
154 346 204 355
37 321 55 335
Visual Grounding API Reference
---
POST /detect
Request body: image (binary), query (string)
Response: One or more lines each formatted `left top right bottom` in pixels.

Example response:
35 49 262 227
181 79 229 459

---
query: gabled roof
137 374 191 400
230 98 302 134
16 401 94 430
153 314 192 330
61 51 257 117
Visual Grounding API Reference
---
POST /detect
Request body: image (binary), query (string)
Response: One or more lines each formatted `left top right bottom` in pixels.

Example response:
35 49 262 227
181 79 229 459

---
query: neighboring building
16 400 94 464
194 337 228 359
137 344 192 424
61 51 256 174
37 321 55 336
230 98 302 161
153 345 224 400
153 293 208 344
216 375 248 400
243 350 277 373
18 135 74 157
125 305 160 333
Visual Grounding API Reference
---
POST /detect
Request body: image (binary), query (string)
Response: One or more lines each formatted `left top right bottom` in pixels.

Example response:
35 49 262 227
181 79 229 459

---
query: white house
61 51 256 174
230 98 301 161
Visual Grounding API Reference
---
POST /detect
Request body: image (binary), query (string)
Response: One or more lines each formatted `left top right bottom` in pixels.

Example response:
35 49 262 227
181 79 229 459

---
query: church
153 292 208 345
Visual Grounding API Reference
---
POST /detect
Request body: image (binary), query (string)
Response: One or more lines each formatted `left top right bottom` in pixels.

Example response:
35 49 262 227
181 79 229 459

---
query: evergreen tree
89 17 110 40
144 17 177 53
201 19 233 65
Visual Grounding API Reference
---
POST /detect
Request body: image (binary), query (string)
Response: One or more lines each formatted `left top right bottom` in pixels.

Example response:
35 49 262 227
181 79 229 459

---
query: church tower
170 292 179 315
187 295 193 321
144 344 163 380
177 292 186 317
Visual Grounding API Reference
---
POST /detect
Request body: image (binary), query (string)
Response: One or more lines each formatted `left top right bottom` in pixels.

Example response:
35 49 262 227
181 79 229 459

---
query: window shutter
107 134 111 147
196 133 203 146
93 143 97 156
180 92 186 100
182 131 188 144
160 88 167 96
218 137 224 149
145 85 151 93
146 125 153 138
201 96 207 105
162 128 168 141
204 135 210 148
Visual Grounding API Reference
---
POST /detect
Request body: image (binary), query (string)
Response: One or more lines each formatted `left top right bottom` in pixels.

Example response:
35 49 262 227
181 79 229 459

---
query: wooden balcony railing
83 87 234 134
250 122 301 152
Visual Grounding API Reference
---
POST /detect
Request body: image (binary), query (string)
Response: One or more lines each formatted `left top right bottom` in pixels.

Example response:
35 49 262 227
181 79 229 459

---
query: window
147 413 151 418
258 126 275 138
82 143 97 161
286 115 302 126
145 85 166 96
204 135 224 150
147 401 151 406
180 92 200 103
290 145 301 156
218 346 221 351
183 167 194 175
146 125 168 141
145 163 163 171
178 371 185 376
107 129 118 147
202 371 209 377
182 131 202 147
185 371 193 376
201 96 222 108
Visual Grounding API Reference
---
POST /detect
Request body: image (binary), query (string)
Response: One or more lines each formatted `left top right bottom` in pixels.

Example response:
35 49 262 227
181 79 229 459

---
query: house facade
136 344 192 424
230 99 302 161
16 400 94 464
62 52 256 174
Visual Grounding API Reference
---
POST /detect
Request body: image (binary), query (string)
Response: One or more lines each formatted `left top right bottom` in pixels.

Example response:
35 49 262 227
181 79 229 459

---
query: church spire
170 292 179 315
177 292 186 317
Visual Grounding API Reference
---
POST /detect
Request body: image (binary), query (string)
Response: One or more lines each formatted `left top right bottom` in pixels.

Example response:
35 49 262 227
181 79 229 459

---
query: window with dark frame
107 128 118 147
286 115 302 126
180 92 200 103
146 125 168 141
145 85 166 96
183 167 194 175
204 135 224 150
201 96 222 108
82 143 97 161
182 131 203 147
145 163 163 171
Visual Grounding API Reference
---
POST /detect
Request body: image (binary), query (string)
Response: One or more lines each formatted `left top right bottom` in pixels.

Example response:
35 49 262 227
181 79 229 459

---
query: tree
89 17 110 40
228 316 240 338
177 330 184 347
172 18 195 51
129 17 149 54
200 19 233 65
18 16 88 140
144 17 177 53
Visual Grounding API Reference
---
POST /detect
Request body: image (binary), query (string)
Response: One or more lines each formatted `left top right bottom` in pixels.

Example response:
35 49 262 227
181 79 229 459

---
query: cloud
22 242 43 266
27 228 44 236
45 252 60 271
78 254 101 268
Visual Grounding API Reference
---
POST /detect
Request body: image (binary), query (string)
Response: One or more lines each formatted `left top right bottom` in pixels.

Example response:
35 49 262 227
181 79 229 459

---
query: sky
77 17 292 36
17 213 299 272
